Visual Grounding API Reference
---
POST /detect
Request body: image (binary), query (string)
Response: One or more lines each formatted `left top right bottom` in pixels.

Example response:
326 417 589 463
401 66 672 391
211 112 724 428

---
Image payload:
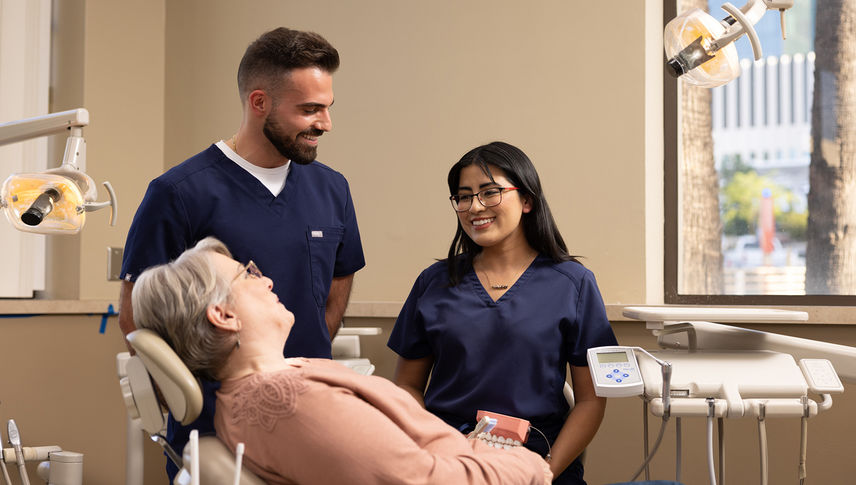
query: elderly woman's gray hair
131 237 239 381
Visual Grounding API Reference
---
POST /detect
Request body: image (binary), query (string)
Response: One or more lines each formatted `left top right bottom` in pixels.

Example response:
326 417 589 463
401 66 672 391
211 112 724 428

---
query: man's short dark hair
237 27 340 100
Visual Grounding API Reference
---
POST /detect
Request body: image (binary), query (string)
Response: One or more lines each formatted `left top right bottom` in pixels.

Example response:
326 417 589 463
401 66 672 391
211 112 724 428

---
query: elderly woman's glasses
449 187 519 212
233 260 263 282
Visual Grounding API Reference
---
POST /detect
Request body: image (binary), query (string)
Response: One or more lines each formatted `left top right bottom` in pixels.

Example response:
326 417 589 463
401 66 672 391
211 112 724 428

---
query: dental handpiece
7 420 30 485
0 427 10 485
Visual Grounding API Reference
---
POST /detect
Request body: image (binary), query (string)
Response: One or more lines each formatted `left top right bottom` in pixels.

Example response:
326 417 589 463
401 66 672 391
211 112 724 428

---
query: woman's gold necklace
479 257 533 290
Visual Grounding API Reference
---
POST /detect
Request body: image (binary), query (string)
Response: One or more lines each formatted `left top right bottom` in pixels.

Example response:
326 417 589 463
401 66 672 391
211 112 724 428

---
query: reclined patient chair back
124 329 265 485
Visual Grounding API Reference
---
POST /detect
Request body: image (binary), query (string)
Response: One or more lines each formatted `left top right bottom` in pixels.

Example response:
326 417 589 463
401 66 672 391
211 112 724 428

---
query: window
665 0 856 303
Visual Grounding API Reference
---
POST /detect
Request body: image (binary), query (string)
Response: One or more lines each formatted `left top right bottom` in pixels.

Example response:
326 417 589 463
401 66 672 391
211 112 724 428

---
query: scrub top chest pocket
306 226 344 307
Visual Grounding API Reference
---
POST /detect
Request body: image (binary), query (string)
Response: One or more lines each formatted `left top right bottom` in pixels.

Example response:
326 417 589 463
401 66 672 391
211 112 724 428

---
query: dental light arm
664 0 795 87
0 108 88 146
0 108 117 234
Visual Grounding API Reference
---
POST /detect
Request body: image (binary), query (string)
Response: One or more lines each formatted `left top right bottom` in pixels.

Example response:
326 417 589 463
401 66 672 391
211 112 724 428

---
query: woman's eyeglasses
233 260 263 282
449 187 519 212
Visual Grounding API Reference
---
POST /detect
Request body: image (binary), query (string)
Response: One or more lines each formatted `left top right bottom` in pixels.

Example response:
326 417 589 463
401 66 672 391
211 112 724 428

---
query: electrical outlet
107 246 123 280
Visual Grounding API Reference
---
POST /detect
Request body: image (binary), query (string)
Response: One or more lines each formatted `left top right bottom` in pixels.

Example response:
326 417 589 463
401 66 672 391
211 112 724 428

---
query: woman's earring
235 331 241 349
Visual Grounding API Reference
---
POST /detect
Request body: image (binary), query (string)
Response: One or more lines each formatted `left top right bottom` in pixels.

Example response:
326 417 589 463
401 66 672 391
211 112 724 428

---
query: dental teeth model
472 410 530 450
475 432 523 450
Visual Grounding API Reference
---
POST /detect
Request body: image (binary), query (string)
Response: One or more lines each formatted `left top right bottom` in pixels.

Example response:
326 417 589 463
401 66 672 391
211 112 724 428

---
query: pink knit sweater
215 358 551 484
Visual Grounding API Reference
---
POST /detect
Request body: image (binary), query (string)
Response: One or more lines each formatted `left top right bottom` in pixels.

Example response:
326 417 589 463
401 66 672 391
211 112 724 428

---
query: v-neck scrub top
388 255 617 432
122 144 365 358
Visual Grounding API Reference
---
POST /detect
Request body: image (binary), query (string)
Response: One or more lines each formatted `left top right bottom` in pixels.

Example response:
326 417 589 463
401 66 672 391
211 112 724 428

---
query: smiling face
264 66 334 164
454 163 532 251
209 252 295 338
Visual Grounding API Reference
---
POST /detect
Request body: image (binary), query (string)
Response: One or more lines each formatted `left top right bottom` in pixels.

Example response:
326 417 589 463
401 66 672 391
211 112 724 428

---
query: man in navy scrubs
117 27 365 480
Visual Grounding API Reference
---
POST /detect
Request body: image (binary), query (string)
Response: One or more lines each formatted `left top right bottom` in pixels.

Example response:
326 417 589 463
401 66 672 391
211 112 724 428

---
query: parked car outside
722 235 805 268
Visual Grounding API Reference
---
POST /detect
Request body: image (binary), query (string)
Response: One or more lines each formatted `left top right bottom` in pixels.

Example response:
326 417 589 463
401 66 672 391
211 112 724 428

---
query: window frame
662 0 855 305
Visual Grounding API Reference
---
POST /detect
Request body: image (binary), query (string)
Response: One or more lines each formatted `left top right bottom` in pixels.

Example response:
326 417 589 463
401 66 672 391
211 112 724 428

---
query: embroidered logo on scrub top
311 230 323 238
230 371 308 431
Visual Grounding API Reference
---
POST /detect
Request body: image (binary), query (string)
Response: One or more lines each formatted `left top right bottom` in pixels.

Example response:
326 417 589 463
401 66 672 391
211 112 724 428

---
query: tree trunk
806 0 856 294
678 0 724 294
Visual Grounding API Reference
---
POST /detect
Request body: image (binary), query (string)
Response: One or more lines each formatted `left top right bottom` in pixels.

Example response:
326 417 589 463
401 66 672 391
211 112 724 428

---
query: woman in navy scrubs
388 141 618 484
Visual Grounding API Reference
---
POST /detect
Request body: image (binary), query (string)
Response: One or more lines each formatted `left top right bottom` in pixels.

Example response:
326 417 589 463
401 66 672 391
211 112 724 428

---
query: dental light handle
716 2 764 60
83 181 117 226
21 188 60 226
7 420 30 485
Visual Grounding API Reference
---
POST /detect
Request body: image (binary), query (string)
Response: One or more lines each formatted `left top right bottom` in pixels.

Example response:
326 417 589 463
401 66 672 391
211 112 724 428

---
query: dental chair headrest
126 329 204 425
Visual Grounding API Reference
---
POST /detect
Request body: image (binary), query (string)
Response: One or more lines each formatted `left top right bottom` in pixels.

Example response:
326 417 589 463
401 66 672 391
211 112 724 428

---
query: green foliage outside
719 156 807 239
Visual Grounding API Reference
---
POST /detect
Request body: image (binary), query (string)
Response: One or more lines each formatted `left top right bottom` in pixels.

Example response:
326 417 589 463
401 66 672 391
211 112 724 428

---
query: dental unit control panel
587 347 644 398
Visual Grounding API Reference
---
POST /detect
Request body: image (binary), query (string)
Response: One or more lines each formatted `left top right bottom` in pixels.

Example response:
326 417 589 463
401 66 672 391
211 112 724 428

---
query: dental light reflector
1 173 86 234
663 8 740 88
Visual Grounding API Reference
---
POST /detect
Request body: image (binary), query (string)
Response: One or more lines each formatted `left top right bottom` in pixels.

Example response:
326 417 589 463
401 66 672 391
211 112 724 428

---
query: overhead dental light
664 0 794 88
0 108 116 234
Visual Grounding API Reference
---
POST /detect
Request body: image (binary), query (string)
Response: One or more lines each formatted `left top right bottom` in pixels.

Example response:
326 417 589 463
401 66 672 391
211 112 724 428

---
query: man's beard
263 115 320 165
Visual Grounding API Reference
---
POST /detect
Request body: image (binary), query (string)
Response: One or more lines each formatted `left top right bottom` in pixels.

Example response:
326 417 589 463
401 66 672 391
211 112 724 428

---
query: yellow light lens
1 173 86 234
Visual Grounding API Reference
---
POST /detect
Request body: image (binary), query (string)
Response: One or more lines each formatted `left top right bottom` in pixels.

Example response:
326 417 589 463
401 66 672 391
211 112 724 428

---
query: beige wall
48 1 660 303
2 0 849 484
162 0 656 305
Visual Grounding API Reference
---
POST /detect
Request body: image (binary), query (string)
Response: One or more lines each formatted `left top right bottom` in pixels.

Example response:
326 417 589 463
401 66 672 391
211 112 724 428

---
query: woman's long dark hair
446 141 578 285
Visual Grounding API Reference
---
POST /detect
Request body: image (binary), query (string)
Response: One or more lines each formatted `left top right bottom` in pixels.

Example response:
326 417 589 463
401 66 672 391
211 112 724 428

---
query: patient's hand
539 458 553 485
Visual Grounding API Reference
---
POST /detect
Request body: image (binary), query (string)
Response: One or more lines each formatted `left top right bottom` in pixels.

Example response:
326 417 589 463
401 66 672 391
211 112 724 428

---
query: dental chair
117 329 265 485
118 326 381 485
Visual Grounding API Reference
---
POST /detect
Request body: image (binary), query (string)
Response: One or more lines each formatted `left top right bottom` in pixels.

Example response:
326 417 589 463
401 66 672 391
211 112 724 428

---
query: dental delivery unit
589 307 853 485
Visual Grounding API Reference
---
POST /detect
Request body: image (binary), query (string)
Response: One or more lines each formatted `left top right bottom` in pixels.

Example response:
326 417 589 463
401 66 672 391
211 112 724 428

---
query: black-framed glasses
449 187 519 212
233 260 263 282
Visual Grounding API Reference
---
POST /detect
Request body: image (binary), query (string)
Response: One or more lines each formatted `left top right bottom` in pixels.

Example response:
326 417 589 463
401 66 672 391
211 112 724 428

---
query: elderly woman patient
131 237 552 485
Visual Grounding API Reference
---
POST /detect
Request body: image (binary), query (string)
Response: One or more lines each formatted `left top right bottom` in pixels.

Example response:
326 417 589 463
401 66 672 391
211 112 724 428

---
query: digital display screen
597 351 629 364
